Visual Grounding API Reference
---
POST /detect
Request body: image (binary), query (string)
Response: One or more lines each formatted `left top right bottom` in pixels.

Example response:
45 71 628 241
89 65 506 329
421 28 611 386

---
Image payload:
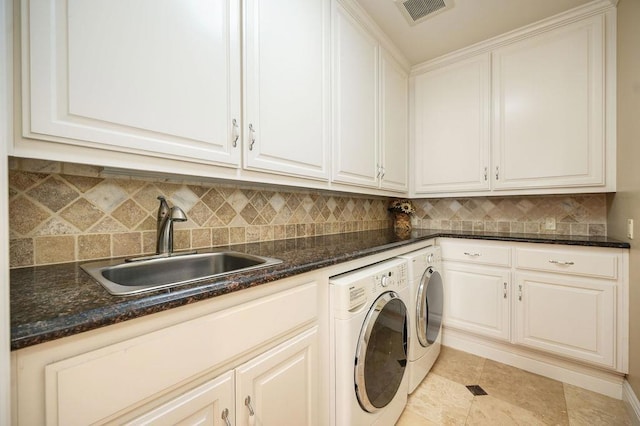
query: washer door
355 291 408 413
416 267 444 347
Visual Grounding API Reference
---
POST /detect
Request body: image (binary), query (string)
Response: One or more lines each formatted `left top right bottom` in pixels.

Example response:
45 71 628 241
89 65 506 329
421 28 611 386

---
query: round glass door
354 291 408 412
417 268 444 347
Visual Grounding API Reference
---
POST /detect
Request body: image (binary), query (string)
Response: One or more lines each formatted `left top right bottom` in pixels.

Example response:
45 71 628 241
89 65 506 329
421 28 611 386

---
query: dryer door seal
354 291 408 412
417 268 444 347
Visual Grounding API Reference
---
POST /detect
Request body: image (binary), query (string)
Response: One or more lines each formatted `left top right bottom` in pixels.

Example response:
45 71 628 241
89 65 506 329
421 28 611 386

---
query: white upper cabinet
332 3 379 188
411 5 616 197
492 14 606 190
412 53 491 194
243 0 330 180
332 2 409 192
21 0 242 167
380 49 409 192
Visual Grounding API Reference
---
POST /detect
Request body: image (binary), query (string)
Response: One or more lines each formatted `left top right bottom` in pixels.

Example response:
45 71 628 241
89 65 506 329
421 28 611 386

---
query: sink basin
81 251 282 296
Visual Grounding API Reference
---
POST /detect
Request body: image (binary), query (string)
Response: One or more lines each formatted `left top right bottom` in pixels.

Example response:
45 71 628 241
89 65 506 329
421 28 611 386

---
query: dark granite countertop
10 229 629 350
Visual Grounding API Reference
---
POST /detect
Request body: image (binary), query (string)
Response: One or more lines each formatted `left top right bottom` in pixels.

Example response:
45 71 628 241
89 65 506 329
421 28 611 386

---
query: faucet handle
156 196 170 235
170 206 188 222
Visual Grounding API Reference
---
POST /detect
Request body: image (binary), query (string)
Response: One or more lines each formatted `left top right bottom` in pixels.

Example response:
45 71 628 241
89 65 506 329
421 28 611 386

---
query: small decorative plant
388 199 415 215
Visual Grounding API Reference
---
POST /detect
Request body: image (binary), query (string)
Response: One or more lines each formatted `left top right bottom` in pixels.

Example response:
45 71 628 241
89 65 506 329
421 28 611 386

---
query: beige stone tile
10 238 34 267
188 201 214 226
61 174 102 192
90 216 128 233
466 395 548 425
78 234 111 260
479 360 568 425
524 222 540 234
216 202 237 226
588 224 606 236
171 186 199 211
9 171 48 191
133 184 165 212
112 199 148 229
60 199 104 231
19 159 61 174
260 225 274 241
430 346 486 385
229 227 245 244
35 236 75 265
142 231 157 254
405 373 473 425
285 225 296 238
10 197 50 236
85 181 129 213
260 204 278 224
273 225 285 240
570 223 588 236
510 222 525 233
268 193 286 212
61 162 102 178
212 228 229 246
112 232 142 257
173 230 191 250
201 188 226 211
187 184 208 198
227 189 249 212
33 218 77 236
192 228 212 249
27 176 79 212
135 216 157 232
246 226 261 243
396 408 440 426
564 383 631 426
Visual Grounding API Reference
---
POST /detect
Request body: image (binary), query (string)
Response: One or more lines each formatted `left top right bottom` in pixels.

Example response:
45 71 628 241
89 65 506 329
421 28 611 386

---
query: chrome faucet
156 196 187 255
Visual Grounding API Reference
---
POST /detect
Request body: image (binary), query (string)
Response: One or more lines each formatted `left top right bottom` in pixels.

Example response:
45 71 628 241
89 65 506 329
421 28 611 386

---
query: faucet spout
156 200 188 255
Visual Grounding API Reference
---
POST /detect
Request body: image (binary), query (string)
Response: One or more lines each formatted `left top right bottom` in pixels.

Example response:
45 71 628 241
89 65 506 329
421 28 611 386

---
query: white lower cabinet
439 238 627 373
126 327 317 426
14 279 319 426
442 263 510 342
235 328 317 426
125 371 235 426
513 273 615 368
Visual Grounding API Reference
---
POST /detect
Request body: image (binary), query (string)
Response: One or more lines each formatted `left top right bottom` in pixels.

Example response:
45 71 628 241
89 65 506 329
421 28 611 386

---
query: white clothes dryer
329 258 410 426
398 246 444 394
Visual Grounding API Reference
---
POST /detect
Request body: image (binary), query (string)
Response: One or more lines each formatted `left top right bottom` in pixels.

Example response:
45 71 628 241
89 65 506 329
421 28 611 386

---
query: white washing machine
329 258 410 426
398 246 444 394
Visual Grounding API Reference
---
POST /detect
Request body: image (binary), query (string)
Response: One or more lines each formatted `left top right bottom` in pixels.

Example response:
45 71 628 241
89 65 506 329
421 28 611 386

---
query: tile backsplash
412 195 607 236
8 158 608 268
8 159 390 267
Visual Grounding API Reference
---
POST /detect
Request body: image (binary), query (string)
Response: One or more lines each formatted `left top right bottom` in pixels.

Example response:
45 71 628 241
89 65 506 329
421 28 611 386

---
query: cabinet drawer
440 240 511 267
515 247 618 279
45 281 318 426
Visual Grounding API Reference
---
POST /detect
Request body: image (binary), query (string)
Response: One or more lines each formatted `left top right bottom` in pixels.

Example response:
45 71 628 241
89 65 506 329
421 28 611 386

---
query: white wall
607 0 640 407
1 0 11 423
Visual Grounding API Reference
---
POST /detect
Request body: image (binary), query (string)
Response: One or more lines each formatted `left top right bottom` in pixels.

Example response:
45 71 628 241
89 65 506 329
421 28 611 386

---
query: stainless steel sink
81 251 282 296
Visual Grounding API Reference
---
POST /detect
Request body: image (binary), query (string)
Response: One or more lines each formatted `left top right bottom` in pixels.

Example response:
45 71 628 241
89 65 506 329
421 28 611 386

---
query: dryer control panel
330 258 407 314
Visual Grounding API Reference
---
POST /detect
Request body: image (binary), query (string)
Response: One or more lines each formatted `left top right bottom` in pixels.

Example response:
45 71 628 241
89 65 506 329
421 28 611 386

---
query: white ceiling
355 0 594 65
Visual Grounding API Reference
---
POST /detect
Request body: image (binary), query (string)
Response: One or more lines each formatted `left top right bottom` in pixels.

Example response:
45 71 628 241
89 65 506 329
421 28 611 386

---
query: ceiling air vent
395 0 453 26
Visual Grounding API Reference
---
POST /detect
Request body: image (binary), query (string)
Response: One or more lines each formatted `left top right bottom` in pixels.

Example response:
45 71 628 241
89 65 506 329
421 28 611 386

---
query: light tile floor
397 346 633 425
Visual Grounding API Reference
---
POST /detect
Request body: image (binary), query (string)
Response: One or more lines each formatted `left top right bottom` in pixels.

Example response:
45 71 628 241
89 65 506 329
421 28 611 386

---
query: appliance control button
381 275 390 287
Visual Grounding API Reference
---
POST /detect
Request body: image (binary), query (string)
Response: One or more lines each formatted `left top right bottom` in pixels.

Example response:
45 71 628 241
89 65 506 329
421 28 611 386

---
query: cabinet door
22 0 241 166
442 262 510 341
380 49 408 192
412 53 491 194
332 3 379 188
492 15 605 190
514 272 615 368
243 0 330 180
236 327 318 426
125 372 234 426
